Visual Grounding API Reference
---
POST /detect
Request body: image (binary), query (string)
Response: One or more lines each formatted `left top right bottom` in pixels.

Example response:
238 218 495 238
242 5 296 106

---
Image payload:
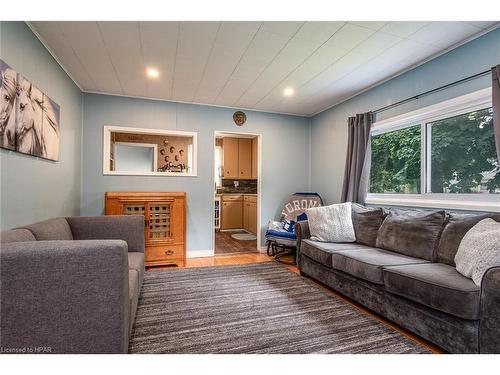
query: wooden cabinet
251 137 258 179
222 137 257 180
105 192 186 267
238 138 252 179
221 195 243 229
222 138 239 179
243 195 257 234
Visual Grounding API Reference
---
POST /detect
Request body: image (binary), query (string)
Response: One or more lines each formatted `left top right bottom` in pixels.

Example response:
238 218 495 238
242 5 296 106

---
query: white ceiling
30 21 499 116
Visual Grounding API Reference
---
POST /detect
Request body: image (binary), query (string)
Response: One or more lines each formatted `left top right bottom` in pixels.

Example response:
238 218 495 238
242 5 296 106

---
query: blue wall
310 28 500 205
0 22 82 229
81 93 311 255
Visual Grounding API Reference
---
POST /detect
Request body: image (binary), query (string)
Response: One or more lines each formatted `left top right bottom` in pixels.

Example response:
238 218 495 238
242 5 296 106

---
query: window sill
365 195 500 213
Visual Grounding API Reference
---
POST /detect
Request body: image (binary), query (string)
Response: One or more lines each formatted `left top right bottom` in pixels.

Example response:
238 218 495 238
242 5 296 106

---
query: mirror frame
103 125 198 176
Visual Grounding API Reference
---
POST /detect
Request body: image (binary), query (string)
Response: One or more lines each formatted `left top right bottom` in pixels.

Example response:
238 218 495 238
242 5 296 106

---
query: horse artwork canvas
0 60 17 151
0 58 60 161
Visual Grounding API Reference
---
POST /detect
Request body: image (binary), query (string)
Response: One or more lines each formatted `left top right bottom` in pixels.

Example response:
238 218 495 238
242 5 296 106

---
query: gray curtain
493 65 500 164
341 112 372 204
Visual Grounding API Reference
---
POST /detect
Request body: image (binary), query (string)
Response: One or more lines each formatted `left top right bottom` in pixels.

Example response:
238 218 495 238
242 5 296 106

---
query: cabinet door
243 201 250 231
248 201 257 234
251 137 258 179
221 200 243 229
223 138 239 179
146 201 174 242
238 138 252 179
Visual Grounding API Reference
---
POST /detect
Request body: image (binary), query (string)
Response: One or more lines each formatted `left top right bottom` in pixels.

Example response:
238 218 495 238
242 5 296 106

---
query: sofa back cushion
436 213 500 266
376 209 447 261
20 218 73 241
0 229 36 243
351 203 386 247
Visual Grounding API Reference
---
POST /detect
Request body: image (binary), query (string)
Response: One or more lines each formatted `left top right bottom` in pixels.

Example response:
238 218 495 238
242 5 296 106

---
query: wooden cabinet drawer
222 195 243 201
146 244 184 262
244 195 257 203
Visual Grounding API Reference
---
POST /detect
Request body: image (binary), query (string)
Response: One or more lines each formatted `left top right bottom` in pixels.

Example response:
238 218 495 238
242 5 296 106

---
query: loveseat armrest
480 266 500 353
66 215 145 253
294 220 311 252
0 240 129 353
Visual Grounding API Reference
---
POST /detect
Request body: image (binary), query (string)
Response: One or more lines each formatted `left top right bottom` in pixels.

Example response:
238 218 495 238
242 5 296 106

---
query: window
428 108 499 194
367 88 500 212
370 125 421 194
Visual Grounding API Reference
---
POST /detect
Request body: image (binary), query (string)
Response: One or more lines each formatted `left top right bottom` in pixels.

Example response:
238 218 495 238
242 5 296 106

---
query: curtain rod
372 69 491 115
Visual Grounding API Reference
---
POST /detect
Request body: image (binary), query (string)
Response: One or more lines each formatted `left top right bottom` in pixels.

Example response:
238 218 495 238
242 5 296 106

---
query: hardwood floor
214 230 258 255
151 251 444 354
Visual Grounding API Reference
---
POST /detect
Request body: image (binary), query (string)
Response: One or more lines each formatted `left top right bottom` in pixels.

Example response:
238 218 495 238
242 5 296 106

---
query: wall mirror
103 126 197 176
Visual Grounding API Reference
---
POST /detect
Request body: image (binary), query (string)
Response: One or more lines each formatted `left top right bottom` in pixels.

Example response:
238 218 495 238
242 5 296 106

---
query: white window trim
366 88 499 212
103 125 198 177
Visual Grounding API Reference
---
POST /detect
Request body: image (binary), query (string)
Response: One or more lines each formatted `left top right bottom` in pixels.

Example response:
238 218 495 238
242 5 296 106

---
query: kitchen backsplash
217 179 257 194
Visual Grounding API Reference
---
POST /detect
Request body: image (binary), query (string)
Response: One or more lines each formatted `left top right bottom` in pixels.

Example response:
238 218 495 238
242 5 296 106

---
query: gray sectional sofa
296 205 500 354
0 215 145 354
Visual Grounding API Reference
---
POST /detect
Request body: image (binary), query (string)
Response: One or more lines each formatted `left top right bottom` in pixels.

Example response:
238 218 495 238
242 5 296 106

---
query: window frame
366 88 499 212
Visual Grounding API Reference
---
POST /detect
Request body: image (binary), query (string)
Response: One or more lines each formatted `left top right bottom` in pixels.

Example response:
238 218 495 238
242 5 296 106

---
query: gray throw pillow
376 209 447 260
455 219 500 286
351 203 386 247
306 202 356 243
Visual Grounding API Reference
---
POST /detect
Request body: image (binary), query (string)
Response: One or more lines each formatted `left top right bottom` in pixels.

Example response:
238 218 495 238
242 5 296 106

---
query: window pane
430 108 500 194
370 125 421 194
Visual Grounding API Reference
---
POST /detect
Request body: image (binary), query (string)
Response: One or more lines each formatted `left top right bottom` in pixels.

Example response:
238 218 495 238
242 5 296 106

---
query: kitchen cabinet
221 195 243 229
222 137 257 180
238 138 252 179
243 195 257 234
222 137 239 179
251 137 258 179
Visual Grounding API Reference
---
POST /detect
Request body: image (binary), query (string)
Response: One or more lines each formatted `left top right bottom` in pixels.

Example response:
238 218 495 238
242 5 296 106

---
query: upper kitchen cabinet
251 137 258 179
222 136 257 180
238 138 252 179
222 137 239 179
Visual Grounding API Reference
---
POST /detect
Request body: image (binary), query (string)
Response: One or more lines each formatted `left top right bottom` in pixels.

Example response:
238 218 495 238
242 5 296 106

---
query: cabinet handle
165 249 174 255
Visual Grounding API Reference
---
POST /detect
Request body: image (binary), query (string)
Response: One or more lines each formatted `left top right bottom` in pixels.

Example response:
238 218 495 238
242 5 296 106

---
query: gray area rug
129 262 430 354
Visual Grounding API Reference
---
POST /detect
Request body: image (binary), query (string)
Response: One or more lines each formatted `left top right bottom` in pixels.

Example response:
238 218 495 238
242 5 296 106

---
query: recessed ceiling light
146 68 159 78
283 87 295 97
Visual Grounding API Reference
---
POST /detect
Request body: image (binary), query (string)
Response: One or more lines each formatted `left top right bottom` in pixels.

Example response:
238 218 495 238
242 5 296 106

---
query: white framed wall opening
212 131 263 256
366 88 500 212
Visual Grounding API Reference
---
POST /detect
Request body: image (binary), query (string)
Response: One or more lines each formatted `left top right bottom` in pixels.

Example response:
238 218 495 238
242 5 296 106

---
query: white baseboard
187 250 215 258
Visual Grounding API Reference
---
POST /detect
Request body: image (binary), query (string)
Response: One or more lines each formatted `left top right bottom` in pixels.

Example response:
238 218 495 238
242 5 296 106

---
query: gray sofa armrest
66 215 145 253
0 240 129 353
480 266 500 353
294 221 311 252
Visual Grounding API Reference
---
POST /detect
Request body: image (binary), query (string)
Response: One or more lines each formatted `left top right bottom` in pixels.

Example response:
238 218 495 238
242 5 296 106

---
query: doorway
213 131 261 255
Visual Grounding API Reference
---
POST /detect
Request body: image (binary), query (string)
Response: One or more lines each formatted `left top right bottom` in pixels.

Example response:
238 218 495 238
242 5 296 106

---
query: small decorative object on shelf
105 192 186 267
233 111 247 126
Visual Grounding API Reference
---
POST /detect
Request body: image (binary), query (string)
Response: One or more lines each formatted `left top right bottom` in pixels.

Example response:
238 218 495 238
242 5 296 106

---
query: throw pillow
306 202 356 243
454 218 500 286
351 203 386 247
282 219 296 233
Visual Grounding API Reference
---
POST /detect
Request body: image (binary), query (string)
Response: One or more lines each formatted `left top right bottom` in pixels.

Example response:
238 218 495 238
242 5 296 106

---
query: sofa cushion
351 204 386 247
20 218 73 241
436 213 500 266
128 252 145 290
332 247 429 284
376 209 447 261
301 239 370 268
383 263 480 320
0 229 36 243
